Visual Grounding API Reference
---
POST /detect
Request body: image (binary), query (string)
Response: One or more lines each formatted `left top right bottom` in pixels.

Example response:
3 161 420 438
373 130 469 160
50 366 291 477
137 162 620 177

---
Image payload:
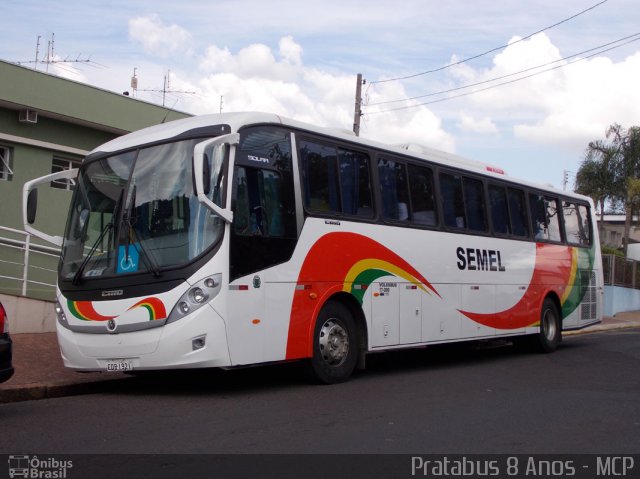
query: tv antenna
133 69 195 106
15 33 101 73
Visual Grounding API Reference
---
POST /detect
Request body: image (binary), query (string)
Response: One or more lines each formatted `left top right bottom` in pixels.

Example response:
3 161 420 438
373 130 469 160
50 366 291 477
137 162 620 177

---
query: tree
575 140 618 218
576 124 640 255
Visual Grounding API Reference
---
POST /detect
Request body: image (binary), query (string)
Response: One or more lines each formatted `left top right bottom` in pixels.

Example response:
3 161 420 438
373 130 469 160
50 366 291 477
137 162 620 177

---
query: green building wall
0 60 192 300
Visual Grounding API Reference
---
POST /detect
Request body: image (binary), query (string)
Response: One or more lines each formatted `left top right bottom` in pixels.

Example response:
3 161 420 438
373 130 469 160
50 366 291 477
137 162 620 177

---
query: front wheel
535 298 562 353
309 301 358 384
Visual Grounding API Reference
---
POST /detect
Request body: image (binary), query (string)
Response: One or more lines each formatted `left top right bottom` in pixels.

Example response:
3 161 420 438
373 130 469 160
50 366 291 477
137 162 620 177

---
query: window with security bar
50 157 81 190
0 146 13 181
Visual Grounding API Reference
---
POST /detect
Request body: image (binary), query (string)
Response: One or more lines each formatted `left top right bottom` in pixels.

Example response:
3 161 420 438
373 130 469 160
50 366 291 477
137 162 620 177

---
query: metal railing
602 254 640 289
0 226 60 298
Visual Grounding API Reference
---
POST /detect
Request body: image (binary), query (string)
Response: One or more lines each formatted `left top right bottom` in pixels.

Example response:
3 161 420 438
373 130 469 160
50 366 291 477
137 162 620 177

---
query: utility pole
353 73 364 136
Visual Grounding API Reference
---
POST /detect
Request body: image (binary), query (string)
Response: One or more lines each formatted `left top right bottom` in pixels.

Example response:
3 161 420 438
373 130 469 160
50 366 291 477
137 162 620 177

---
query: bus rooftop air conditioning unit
18 109 38 124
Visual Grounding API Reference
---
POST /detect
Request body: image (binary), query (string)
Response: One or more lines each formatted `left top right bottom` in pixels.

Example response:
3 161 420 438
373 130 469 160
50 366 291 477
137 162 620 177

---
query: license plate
105 359 134 372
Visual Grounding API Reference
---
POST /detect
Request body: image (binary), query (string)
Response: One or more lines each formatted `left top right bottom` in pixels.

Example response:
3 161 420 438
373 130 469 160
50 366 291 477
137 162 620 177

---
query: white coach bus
23 112 603 383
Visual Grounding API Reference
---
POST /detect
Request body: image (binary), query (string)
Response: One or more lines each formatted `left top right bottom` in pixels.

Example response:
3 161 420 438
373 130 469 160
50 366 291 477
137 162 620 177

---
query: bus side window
577 204 592 246
300 141 340 212
507 187 529 237
530 194 561 242
489 184 510 235
545 197 562 242
233 167 286 237
378 158 410 222
463 177 487 232
563 201 582 246
440 173 466 229
300 140 373 218
407 164 436 226
339 149 374 218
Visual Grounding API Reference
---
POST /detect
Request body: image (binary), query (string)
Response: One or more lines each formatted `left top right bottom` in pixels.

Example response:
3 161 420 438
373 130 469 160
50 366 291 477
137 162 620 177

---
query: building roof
0 60 191 135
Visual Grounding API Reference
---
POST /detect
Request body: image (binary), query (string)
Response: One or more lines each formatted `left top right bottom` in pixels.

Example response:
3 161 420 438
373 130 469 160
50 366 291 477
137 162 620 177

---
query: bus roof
89 111 590 203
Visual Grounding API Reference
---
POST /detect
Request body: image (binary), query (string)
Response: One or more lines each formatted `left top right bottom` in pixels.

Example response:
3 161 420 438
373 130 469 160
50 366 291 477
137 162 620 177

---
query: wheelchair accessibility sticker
117 244 140 274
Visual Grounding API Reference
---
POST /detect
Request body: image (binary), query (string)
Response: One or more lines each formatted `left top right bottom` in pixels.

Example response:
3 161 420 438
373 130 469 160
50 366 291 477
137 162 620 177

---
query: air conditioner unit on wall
18 109 38 124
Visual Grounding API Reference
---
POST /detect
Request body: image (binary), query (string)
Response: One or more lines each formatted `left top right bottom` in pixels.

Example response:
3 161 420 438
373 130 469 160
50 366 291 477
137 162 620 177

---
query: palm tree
606 124 640 255
576 124 640 255
575 141 618 219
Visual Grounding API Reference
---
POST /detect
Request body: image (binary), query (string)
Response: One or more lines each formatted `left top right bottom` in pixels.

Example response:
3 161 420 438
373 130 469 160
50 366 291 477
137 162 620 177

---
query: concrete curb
0 377 132 404
564 320 640 336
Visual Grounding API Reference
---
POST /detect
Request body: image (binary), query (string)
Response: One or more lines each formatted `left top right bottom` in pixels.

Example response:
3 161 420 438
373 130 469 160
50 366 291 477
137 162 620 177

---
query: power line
364 34 640 115
369 0 608 84
366 32 640 107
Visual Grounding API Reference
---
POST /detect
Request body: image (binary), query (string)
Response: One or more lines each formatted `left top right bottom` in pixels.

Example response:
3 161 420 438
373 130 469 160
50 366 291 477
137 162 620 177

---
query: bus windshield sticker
117 244 140 274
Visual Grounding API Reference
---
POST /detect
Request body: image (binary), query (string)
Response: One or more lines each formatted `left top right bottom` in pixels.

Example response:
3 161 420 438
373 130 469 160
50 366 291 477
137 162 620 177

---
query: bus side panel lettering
466 248 476 270
456 247 466 270
497 251 506 272
457 247 507 272
476 249 488 271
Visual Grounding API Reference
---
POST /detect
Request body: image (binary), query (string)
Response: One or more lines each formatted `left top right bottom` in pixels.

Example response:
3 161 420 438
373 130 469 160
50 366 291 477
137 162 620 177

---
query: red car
0 301 14 383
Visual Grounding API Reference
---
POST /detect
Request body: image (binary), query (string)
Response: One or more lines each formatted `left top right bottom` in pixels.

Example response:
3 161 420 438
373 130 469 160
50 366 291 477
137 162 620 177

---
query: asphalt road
0 329 638 456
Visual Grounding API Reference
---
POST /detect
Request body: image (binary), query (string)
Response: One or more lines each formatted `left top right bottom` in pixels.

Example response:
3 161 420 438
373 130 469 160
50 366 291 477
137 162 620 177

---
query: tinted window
339 149 374 217
300 141 340 212
508 188 529 237
464 177 487 232
379 158 410 222
440 173 465 228
300 140 373 218
407 164 437 226
231 127 297 280
489 185 510 235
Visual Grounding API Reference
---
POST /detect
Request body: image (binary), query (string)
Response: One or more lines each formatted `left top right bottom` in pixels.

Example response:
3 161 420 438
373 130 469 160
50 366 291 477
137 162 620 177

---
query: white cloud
362 79 455 151
279 35 303 65
513 52 640 148
363 108 455 153
457 114 498 134
128 14 192 57
446 33 640 149
188 34 454 150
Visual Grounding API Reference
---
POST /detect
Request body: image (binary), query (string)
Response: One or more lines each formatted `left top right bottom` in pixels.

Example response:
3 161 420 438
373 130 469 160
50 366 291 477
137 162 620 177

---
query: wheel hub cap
319 319 349 366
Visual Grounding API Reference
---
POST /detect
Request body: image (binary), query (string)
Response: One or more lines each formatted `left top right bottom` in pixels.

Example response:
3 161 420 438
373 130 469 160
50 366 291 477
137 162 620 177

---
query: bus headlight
190 287 207 304
167 274 222 324
55 301 69 327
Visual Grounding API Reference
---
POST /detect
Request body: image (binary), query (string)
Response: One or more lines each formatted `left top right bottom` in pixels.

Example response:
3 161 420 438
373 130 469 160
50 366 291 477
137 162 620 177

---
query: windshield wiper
71 190 123 285
71 222 113 285
123 185 162 278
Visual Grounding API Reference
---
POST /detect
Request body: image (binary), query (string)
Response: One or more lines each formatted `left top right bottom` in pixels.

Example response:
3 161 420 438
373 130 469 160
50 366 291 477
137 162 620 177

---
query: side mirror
23 167 79 246
193 133 239 224
27 189 38 224
202 154 211 196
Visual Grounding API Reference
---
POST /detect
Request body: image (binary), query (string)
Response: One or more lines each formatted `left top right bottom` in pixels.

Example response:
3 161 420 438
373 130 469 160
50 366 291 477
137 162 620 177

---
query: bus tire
309 300 358 384
535 298 561 353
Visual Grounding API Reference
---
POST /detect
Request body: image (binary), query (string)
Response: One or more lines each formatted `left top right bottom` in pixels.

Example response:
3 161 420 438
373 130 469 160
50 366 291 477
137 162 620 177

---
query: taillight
0 302 7 334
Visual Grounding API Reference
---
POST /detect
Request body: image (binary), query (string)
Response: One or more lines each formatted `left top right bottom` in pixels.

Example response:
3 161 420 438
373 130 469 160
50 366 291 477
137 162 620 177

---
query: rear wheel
535 298 561 353
309 301 358 384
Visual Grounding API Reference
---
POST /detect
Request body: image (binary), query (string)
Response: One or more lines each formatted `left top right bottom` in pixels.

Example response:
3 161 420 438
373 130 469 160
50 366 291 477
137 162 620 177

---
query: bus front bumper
56 304 232 371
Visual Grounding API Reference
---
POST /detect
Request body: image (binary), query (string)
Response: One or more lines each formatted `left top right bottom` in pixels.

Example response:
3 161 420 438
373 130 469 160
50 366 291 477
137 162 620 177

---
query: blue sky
1 0 639 189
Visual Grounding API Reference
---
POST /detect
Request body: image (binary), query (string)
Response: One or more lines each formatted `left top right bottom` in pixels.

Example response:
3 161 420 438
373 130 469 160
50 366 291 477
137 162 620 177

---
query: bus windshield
59 138 226 281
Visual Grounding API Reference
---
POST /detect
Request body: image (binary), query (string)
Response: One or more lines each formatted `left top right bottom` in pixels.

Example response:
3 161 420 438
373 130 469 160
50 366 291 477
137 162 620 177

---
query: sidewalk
0 333 129 403
2 314 640 404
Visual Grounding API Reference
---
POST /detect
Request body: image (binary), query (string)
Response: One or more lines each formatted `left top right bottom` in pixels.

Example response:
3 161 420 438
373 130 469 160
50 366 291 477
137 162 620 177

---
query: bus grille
580 271 598 322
